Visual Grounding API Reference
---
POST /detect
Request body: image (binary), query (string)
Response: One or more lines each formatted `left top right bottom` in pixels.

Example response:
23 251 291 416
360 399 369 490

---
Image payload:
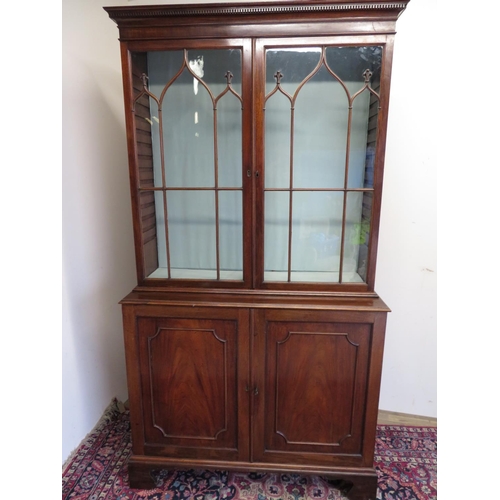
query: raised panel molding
274 331 359 446
148 327 228 440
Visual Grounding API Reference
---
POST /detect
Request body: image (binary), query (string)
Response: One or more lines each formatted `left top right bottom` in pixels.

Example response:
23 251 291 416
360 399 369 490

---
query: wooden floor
377 410 437 427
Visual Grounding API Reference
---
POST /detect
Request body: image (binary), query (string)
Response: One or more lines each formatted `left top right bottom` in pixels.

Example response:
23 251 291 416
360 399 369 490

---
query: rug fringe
62 397 126 472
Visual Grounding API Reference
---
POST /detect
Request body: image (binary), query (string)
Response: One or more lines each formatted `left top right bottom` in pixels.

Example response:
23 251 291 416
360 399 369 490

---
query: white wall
62 0 436 463
375 0 437 417
62 0 137 462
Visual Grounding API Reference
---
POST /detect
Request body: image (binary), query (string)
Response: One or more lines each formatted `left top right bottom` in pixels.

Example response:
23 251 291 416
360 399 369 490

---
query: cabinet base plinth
127 456 379 500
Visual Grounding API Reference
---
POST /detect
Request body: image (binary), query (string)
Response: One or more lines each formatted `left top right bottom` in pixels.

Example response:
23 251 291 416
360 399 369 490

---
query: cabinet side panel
122 305 145 455
131 52 159 277
361 312 387 466
365 36 394 288
120 43 146 283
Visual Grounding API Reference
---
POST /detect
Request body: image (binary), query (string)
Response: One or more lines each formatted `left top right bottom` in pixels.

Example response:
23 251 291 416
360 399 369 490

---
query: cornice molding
106 2 408 19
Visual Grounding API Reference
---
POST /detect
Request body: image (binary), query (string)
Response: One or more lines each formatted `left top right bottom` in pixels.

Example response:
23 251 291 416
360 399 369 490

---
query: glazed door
136 306 250 461
253 309 373 467
127 39 253 287
254 37 388 292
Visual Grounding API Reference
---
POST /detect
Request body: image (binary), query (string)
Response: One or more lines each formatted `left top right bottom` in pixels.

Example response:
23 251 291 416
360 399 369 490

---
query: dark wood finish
119 38 253 289
139 317 238 454
257 43 382 287
121 305 146 455
139 191 158 277
105 2 408 292
105 1 408 43
120 289 390 311
105 2 408 499
121 296 388 499
119 44 146 284
252 308 386 475
254 310 372 464
128 454 378 499
123 305 251 461
365 36 395 287
253 34 392 293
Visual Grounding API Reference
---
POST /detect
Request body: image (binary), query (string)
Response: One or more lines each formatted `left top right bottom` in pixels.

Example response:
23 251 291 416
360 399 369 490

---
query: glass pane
162 67 215 187
187 48 242 95
130 52 162 189
137 49 244 282
153 191 167 269
147 98 163 188
141 191 165 278
347 89 371 189
185 49 243 188
264 191 290 281
325 46 382 85
144 51 185 189
265 91 291 189
145 50 185 87
341 191 370 283
362 98 379 189
167 191 217 279
217 94 242 188
266 47 321 96
325 46 382 189
146 51 209 188
145 49 243 190
219 191 243 280
291 191 343 282
136 95 160 188
293 65 348 189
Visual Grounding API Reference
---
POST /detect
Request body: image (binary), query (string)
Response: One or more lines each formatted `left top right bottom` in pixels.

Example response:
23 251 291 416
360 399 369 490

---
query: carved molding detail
109 3 408 18
277 330 360 347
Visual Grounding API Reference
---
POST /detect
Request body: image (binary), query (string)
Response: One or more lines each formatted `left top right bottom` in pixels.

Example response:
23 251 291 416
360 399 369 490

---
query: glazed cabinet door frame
117 29 396 294
120 38 254 290
253 35 395 294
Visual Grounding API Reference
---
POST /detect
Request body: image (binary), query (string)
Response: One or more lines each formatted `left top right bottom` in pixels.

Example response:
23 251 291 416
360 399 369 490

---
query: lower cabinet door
133 306 250 461
253 309 380 467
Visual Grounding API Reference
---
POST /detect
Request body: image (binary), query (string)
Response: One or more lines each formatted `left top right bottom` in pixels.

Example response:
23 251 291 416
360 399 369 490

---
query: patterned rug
62 400 437 500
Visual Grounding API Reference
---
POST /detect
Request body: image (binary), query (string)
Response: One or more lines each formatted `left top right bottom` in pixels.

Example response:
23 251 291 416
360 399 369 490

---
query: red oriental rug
62 400 437 500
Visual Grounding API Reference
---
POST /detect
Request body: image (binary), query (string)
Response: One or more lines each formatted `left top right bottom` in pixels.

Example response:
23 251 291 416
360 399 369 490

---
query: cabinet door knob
245 385 250 392
254 386 259 396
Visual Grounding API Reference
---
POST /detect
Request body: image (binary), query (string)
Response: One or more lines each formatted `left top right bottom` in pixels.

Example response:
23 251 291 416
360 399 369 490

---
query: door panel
136 307 249 461
253 309 372 466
